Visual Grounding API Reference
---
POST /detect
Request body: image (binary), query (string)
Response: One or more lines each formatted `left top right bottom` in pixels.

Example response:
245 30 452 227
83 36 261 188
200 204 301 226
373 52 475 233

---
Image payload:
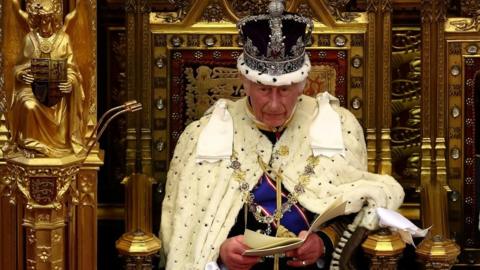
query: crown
236 0 313 86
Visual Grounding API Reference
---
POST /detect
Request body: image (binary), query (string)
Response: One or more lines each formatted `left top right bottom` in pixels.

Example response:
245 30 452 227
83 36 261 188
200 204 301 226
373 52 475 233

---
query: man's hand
20 71 34 84
219 235 260 270
286 231 324 267
58 81 73 93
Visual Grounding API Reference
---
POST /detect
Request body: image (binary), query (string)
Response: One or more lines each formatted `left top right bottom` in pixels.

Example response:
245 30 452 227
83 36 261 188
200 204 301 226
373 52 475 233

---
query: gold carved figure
4 0 86 158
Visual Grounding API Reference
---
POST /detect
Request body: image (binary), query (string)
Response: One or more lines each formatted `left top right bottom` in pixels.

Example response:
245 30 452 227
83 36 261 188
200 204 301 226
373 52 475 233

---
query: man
161 1 404 269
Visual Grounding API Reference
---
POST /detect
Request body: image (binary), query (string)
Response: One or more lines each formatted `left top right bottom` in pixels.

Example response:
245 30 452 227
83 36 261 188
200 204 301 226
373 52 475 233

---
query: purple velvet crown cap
236 0 313 86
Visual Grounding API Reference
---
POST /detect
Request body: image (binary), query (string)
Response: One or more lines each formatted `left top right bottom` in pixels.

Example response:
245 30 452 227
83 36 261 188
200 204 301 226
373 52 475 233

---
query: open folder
243 198 347 256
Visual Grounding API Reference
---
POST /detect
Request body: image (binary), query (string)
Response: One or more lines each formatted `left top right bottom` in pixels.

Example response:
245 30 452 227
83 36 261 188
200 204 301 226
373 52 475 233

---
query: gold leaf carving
52 233 62 243
450 11 480 31
153 0 192 23
230 0 273 16
78 173 95 207
297 3 314 19
391 28 421 181
184 66 244 123
27 259 37 270
27 228 37 244
202 2 228 22
304 65 337 97
38 246 52 262
5 162 80 209
327 0 361 22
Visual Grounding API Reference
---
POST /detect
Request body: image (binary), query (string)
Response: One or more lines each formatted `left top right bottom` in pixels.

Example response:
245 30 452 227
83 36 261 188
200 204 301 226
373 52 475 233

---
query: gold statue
4 0 86 158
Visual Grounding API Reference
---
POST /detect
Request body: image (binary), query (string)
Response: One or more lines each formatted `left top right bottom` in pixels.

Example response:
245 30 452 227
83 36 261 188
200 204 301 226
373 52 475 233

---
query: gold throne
128 0 426 269
128 0 477 268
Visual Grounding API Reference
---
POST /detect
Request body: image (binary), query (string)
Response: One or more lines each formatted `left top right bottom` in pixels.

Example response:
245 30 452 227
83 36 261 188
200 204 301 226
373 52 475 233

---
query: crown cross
267 17 285 59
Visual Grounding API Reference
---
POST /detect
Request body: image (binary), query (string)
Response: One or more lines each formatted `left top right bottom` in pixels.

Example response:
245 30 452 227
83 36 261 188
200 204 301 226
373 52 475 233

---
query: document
243 197 347 256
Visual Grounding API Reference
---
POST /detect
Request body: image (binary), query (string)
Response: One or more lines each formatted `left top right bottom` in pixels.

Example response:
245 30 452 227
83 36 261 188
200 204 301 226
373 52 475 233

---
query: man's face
37 14 56 37
27 1 60 38
243 78 305 129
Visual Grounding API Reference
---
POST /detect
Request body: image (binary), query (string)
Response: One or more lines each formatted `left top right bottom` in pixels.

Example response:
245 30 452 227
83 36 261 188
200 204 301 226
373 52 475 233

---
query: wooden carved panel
463 56 480 248
446 37 480 265
227 0 294 17
390 27 421 203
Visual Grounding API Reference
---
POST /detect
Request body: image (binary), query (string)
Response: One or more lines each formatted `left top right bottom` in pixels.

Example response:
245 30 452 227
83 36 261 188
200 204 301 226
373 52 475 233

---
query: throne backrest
149 2 368 173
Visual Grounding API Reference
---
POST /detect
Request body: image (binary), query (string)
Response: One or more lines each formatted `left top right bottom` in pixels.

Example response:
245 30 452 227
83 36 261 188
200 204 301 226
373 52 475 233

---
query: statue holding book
5 0 86 158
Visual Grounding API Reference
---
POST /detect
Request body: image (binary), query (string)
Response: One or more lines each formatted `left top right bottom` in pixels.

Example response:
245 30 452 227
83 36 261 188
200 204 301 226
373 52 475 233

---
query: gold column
362 229 406 270
366 0 393 174
416 235 460 270
123 174 153 232
125 0 153 175
378 0 393 175
365 2 378 173
118 0 161 268
74 153 103 270
116 174 161 269
416 0 460 267
0 162 18 270
1 155 82 270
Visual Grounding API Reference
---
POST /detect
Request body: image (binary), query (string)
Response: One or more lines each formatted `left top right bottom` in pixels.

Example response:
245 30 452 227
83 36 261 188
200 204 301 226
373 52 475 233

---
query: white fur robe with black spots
160 95 404 270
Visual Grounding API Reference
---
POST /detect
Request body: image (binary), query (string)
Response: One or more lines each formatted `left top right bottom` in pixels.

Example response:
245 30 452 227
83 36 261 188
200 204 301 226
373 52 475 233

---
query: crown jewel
237 0 313 82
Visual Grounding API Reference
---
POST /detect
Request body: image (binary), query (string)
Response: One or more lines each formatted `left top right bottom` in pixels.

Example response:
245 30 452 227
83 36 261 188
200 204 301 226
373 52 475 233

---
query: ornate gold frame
444 18 480 258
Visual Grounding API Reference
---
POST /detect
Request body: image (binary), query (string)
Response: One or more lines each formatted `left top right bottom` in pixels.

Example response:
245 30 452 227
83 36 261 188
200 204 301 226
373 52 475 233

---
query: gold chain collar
34 31 59 54
230 150 320 234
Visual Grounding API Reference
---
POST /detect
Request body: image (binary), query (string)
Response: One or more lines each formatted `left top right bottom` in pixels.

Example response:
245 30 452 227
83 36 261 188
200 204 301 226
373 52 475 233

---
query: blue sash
252 174 310 235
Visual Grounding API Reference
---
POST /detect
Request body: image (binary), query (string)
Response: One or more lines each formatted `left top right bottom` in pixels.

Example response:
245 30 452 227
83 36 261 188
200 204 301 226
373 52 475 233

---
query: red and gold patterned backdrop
169 49 348 155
